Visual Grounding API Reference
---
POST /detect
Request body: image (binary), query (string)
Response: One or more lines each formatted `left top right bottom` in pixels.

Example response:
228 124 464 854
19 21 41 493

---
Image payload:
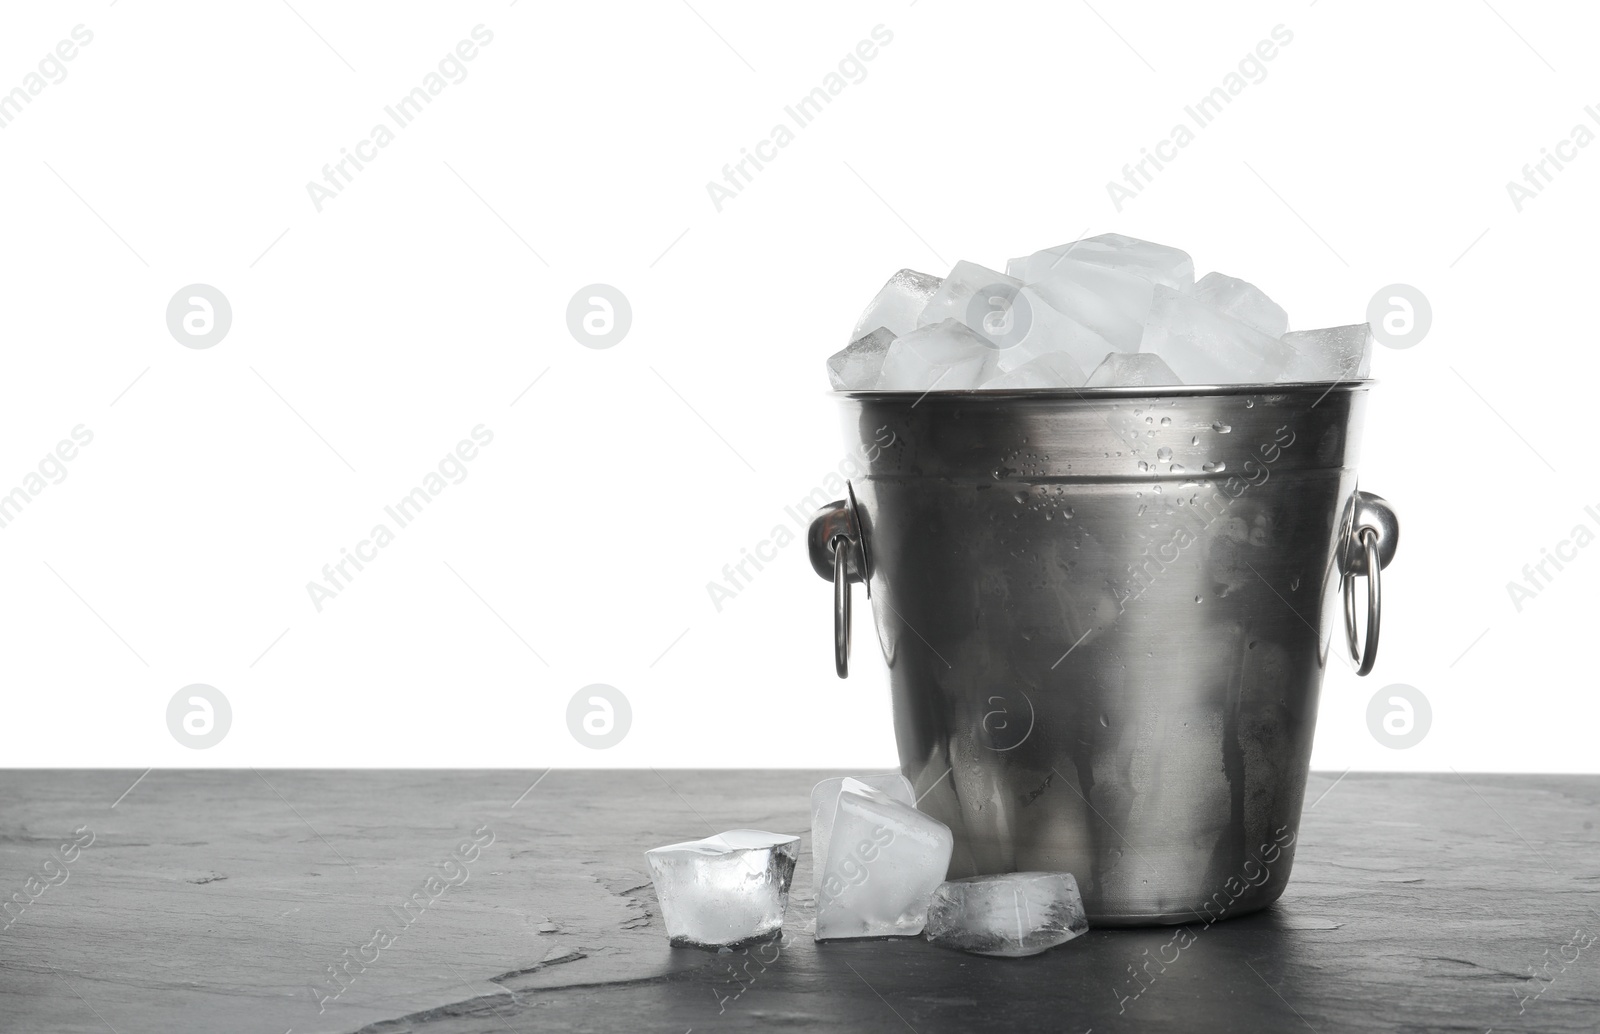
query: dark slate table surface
1 770 1597 1033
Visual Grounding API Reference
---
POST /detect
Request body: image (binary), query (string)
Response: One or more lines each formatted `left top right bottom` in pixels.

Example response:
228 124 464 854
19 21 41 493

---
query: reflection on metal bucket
809 383 1397 926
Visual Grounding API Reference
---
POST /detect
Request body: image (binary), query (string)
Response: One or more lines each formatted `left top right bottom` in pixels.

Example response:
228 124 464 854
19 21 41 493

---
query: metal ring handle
832 534 851 678
1341 527 1381 676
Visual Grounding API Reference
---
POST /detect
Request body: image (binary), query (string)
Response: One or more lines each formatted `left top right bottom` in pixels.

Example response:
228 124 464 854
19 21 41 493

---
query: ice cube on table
1142 285 1297 384
1023 259 1156 353
815 778 953 940
875 319 996 391
1194 272 1288 339
810 773 915 899
1009 234 1194 292
1279 323 1373 382
644 829 800 948
1083 351 1183 387
925 872 1089 957
851 269 943 341
979 350 1088 389
827 327 896 390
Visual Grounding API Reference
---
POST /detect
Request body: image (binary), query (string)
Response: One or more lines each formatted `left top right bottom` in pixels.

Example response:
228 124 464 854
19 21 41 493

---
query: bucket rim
829 378 1373 402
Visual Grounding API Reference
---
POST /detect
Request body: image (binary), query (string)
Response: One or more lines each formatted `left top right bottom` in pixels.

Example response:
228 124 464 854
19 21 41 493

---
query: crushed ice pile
643 774 1088 958
827 233 1372 391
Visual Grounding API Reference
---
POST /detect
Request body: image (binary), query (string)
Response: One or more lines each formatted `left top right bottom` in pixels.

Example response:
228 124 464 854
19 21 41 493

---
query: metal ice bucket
808 382 1398 926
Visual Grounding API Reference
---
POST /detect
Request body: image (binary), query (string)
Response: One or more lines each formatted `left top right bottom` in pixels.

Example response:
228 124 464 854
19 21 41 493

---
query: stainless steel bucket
807 383 1398 926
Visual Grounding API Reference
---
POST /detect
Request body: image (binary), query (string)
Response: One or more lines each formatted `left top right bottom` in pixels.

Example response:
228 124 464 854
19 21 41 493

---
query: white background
0 0 1592 771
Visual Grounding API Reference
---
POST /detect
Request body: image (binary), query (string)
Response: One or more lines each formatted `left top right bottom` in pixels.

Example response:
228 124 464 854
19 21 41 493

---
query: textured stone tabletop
1 770 1596 1033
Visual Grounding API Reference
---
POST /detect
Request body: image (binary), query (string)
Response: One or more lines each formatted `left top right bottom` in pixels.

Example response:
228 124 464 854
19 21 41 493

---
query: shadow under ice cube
925 871 1089 957
644 829 800 948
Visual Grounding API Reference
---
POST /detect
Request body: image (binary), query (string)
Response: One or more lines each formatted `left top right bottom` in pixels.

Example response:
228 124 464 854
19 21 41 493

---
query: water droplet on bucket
1159 416 1171 426
1203 461 1225 472
1245 399 1255 408
1170 463 1185 473
1099 713 1109 728
1212 421 1233 433
1194 595 1203 603
1290 577 1301 591
1014 491 1028 504
1156 447 1173 462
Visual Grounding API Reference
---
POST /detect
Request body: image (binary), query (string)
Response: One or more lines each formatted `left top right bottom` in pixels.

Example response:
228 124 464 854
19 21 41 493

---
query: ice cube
1279 323 1373 382
1193 272 1288 338
1009 234 1193 291
925 872 1089 957
993 286 1119 373
827 327 895 390
1142 285 1297 384
917 261 1023 335
979 351 1087 389
815 778 953 940
874 319 996 391
1083 351 1183 387
850 269 942 341
810 773 915 899
644 829 800 948
1024 259 1156 353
